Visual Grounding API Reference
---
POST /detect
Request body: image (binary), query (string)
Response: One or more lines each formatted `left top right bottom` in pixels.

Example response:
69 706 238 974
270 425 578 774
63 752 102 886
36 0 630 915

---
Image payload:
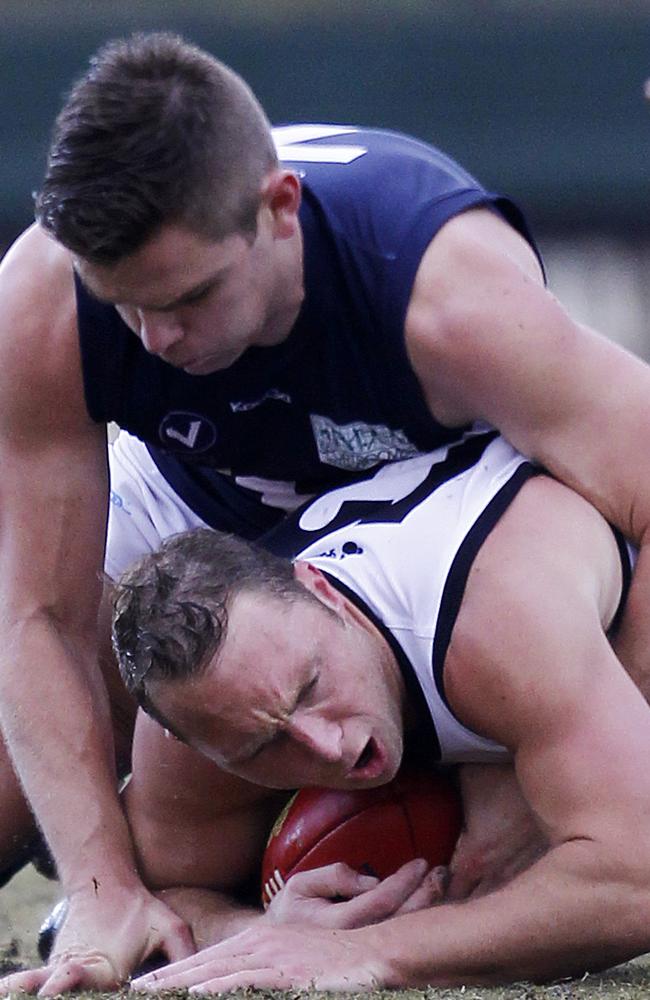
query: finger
38 963 85 997
446 868 479 900
395 865 449 914
155 920 196 963
132 925 261 990
131 953 220 992
188 961 366 994
447 838 482 901
188 969 301 994
132 927 268 993
37 954 120 996
328 858 429 927
0 968 50 996
132 941 222 988
287 862 379 899
132 962 213 992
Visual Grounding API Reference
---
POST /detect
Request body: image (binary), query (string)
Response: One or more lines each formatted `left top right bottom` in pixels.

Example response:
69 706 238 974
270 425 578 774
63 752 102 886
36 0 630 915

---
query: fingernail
431 865 450 887
357 874 379 888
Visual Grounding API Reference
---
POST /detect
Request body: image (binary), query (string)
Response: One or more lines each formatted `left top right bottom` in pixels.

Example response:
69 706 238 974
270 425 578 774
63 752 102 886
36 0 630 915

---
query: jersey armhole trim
431 462 541 709
322 572 442 760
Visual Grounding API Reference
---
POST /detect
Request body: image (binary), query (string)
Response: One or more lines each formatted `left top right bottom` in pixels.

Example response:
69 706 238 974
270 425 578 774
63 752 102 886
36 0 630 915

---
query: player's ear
293 561 346 614
260 169 301 239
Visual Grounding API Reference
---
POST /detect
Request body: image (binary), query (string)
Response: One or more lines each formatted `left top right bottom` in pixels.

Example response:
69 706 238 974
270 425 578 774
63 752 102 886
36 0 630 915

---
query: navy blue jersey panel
76 125 542 521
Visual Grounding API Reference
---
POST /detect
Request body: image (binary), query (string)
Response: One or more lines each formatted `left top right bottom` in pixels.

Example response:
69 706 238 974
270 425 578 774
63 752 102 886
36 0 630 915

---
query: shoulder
283 125 495 253
404 206 549 425
443 474 624 737
0 224 88 432
0 224 78 359
275 124 480 184
451 473 622 641
408 205 545 333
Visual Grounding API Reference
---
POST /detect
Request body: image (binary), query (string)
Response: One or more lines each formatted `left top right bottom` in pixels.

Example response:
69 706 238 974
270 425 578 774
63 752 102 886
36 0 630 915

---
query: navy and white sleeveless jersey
263 430 633 763
76 124 543 540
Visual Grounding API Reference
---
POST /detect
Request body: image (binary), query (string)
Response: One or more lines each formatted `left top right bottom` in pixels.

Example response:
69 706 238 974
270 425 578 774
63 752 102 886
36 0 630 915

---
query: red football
261 763 462 907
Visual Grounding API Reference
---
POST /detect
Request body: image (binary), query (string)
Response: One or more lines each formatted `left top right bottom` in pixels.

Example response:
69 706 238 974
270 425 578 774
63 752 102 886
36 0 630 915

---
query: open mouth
354 739 375 771
349 731 403 786
350 736 388 783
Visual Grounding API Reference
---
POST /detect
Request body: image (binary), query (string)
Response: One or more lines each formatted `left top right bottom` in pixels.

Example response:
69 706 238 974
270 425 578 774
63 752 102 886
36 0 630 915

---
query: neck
262 226 305 345
343 595 410 727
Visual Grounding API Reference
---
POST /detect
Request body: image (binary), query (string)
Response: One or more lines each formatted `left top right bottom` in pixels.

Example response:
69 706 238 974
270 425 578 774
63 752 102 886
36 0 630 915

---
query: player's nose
288 711 343 764
137 309 184 355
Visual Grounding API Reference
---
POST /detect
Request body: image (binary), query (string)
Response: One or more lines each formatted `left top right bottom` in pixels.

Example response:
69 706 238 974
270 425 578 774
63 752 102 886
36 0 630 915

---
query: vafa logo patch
159 412 217 453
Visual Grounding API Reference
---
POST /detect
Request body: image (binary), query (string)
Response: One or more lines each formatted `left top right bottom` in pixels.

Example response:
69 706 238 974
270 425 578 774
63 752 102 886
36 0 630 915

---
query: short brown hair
112 528 310 717
35 32 278 263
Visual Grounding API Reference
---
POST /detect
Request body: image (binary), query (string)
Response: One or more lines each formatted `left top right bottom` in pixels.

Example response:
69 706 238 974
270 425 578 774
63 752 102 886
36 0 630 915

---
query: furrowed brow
225 672 318 767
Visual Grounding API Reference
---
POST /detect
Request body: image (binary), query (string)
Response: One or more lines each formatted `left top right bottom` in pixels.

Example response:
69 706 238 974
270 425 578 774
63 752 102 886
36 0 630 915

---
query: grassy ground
0 863 57 969
1 864 650 1000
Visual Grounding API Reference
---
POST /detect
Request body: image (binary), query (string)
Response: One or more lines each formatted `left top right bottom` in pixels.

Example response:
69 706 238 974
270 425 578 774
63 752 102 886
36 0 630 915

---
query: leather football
261 764 462 907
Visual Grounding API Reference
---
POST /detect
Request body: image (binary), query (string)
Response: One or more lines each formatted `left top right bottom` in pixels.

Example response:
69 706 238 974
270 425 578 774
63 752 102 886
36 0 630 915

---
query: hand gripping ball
262 763 462 907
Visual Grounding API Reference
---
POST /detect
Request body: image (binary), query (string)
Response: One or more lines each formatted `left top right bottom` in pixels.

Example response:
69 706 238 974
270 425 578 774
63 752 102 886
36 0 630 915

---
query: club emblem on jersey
310 414 420 471
159 412 217 453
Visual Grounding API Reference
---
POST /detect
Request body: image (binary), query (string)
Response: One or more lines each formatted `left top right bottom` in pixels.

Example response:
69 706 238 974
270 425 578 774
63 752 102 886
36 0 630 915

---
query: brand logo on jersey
229 389 292 413
315 540 364 561
310 414 420 471
109 490 132 516
159 412 217 453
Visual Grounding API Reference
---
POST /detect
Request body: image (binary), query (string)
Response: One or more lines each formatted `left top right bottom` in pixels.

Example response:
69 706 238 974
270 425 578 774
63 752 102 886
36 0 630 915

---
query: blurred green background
2 0 649 352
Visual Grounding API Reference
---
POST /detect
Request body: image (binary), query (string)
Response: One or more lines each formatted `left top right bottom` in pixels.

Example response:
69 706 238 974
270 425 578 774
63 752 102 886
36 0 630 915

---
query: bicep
0 226 110 630
444 482 650 845
405 208 650 539
452 615 650 848
126 711 284 891
0 422 109 630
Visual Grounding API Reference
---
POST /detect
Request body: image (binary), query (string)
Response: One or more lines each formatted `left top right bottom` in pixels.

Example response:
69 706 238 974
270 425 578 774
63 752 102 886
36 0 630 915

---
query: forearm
364 840 650 986
0 616 140 894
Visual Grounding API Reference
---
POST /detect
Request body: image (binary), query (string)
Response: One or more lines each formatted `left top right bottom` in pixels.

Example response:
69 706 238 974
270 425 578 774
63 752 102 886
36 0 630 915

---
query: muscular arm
0 227 118 885
0 228 191 992
137 477 650 990
405 207 650 690
378 476 650 985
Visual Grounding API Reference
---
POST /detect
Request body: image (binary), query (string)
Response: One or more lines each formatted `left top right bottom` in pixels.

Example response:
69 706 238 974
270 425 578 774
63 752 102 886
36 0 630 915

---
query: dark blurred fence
1 2 650 250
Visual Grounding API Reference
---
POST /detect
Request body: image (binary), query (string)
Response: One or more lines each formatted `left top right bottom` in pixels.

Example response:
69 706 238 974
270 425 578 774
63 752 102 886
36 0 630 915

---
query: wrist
63 861 144 899
350 921 409 988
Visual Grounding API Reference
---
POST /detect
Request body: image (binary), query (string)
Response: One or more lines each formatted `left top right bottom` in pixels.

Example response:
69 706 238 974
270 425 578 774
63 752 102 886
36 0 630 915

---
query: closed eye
181 282 216 307
246 729 286 762
224 669 320 770
297 672 319 706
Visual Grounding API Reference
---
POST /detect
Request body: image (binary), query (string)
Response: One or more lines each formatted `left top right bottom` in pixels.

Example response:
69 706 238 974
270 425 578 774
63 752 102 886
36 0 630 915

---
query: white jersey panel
293 433 532 763
106 431 210 580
